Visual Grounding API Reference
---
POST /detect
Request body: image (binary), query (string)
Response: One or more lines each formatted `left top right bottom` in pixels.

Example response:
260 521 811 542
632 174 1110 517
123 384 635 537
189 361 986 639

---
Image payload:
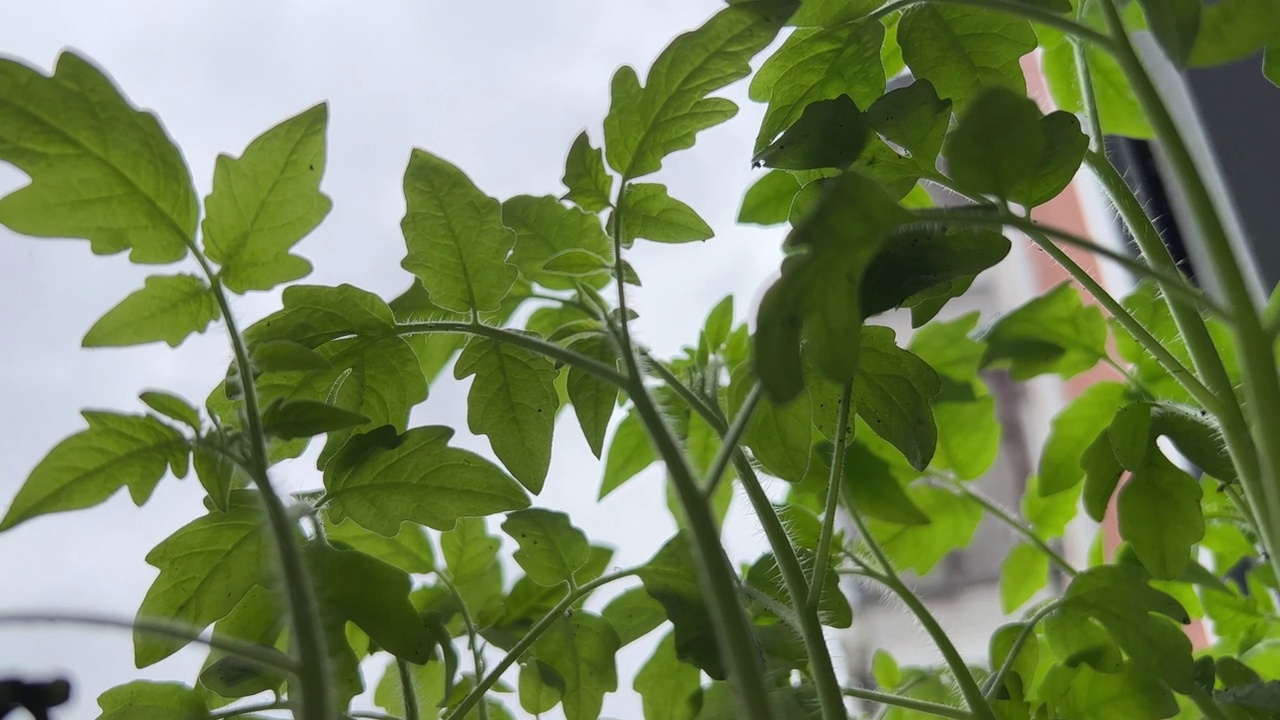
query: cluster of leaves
2 0 1280 719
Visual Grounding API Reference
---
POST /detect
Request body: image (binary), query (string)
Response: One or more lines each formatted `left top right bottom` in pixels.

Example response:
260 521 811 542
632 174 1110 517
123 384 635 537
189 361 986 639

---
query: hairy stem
944 480 1077 576
397 659 421 720
842 686 973 720
438 573 487 720
810 383 852 610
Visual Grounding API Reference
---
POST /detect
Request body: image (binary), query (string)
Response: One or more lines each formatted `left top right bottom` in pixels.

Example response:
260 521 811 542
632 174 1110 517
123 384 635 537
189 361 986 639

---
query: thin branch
810 382 852 610
842 686 973 720
981 601 1061 698
437 573 488 720
702 383 761 499
943 480 1078 576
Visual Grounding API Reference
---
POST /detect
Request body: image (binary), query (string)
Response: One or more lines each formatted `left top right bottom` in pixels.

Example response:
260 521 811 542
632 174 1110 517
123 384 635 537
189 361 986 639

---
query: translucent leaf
738 170 800 226
865 79 951 171
601 587 667 647
897 6 1036 109
1108 402 1152 471
618 183 713 245
600 409 657 498
139 390 201 430
324 516 436 575
562 131 613 213
841 439 929 526
82 274 220 348
1038 381 1127 495
944 88 1043 198
0 411 187 531
603 1 791 178
533 613 620 720
1000 542 1050 613
96 681 208 720
745 389 813 483
862 484 983 574
502 508 590 586
442 517 504 617
787 0 880 27
401 149 517 313
747 551 852 628
244 283 396 348
1041 662 1179 719
566 336 619 458
635 632 702 720
455 335 560 493
979 282 1108 379
323 425 530 535
0 52 197 263
1008 111 1089 208
1082 432 1125 522
197 587 285 704
260 398 369 440
861 224 1010 320
518 660 563 714
503 194 611 290
1118 451 1204 580
191 442 242 513
250 339 332 373
1042 39 1153 139
854 326 940 471
1190 0 1280 66
202 103 330 293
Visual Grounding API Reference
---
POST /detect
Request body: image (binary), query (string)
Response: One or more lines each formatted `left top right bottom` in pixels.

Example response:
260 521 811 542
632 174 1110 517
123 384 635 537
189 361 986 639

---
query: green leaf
787 0 880 26
865 79 951 170
1000 542 1050 613
854 326 941 471
1042 40 1153 139
1082 432 1125 522
83 274 220 348
750 21 886 154
600 409 657 498
202 103 330 293
0 411 187 531
308 542 435 663
562 131 613 213
635 631 702 720
841 438 929 525
544 249 610 277
260 398 369 440
932 393 1000 481
1189 0 1280 66
1137 0 1201 66
861 224 1011 320
603 1 790 178
638 533 725 679
980 282 1108 379
1023 473 1082 539
618 183 713 244
990 622 1040 700
1118 451 1204 580
702 295 734 355
567 336 619 458
748 551 852 628
534 613 620 720
738 170 801 226
97 681 208 720
192 443 242 513
1108 402 1152 471
139 390 201 430
518 661 563 715
251 339 332 373
862 484 983 573
401 149 517 313
323 425 530 535
244 283 397 348
601 587 667 646
1150 402 1235 483
324 516 435 575
0 51 197 263
501 508 590 586
1038 381 1127 495
375 659 446 720
504 194 612 290
1008 111 1089 208
455 335 560 493
197 586 285 704
744 390 813 483
944 88 1043 198
752 94 871 170
1042 662 1180 720
442 517 504 617
897 6 1036 109
134 493 270 666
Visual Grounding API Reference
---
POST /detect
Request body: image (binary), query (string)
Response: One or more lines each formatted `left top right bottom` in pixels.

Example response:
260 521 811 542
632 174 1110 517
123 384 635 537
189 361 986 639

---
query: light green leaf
752 94 870 170
788 0 880 26
567 336 619 458
842 438 929 526
638 533 725 679
1118 450 1204 580
1038 381 1127 495
1000 542 1050 613
601 587 667 646
618 183 713 244
375 659 446 720
989 622 1040 701
202 103 330 293
0 51 197 263
907 311 984 382
192 443 242 513
897 6 1036 109
1043 663 1180 720
323 425 530 535
980 282 1108 379
1137 0 1201 66
534 613 620 720
865 79 951 170
748 551 852 628
134 493 270 666
562 131 613 213
244 283 396 348
944 88 1043 197
455 335 560 493
260 398 369 440
1042 40 1153 139
750 21 886 153
139 390 201 430
401 149 517 313
324 516 435 575
97 681 208 720
0 411 187 531
745 390 813 483
504 194 611 290
518 661 563 715
932 393 1000 481
1082 432 1125 522
1108 402 1152 471
600 409 657 498
442 516 504 617
1023 473 1082 539
854 326 940 471
544 249 610 277
501 508 590 586
738 170 801 227
250 339 332 373
635 631 702 720
83 274 219 348
702 295 734 356
863 484 983 574
604 1 790 178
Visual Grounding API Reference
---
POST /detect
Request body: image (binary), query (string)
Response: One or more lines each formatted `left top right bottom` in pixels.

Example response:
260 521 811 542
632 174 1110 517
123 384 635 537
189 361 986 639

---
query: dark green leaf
502 508 590 586
1108 402 1152 471
944 88 1042 197
861 224 1011 319
635 631 702 720
619 183 713 244
862 484 982 573
0 411 187 531
323 425 530 535
854 326 940 471
139 390 201 430
638 533 725 679
601 587 667 646
197 586 285 703
1118 450 1204 580
865 79 951 169
842 438 929 525
83 274 219 348
202 103 330 293
134 493 270 666
97 681 208 720
750 21 885 154
1039 381 1127 495
753 95 870 170
455 336 559 493
738 170 801 226
534 613 620 720
1008 111 1089 208
324 516 435 575
600 409 657 498
1137 0 1201 66
401 149 517 313
603 2 790 178
504 194 611 290
0 52 196 263
562 131 613 213
1043 604 1124 674
1000 542 1050 613
787 0 879 26
1150 402 1236 483
251 339 332 373
567 336 619 458
980 282 1108 379
244 283 396 348
897 6 1036 109
260 398 369 440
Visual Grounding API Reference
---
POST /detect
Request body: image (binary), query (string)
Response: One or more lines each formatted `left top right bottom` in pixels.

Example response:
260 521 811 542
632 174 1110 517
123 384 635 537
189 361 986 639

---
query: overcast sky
0 2 802 718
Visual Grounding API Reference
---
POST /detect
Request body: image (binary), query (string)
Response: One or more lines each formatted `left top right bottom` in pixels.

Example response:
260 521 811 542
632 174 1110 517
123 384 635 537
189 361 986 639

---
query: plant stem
1073 40 1106 154
208 701 290 719
866 0 1112 48
397 659 421 720
441 569 639 720
945 481 1078 576
842 686 973 720
702 383 762 498
810 383 852 610
610 180 777 719
438 573 487 720
981 601 1061 698
193 250 333 720
0 612 297 675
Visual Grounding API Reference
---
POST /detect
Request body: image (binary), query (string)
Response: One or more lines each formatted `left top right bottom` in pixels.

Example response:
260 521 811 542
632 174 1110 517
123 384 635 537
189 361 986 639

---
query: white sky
0 2 797 718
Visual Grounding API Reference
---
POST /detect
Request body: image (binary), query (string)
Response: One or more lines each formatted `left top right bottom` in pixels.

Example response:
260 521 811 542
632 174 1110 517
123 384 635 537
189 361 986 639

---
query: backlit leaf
139 390 201 430
442 516 504 617
602 587 667 647
562 131 613 212
638 533 725 679
197 586 285 703
897 6 1036 109
841 438 929 526
600 409 657 498
635 631 702 720
1118 450 1204 580
944 88 1043 197
83 274 219 348
1137 0 1201 66
324 516 436 575
260 398 369 440
738 170 801 226
618 183 713 244
865 79 951 170
567 336 619 458
1008 111 1089 208
97 681 208 720
1038 381 1127 495
854 326 940 471
503 194 611 290
752 95 870 170
1000 542 1050 613
534 613 620 720
244 283 396 348
980 282 1108 379
375 659 446 720
861 224 1010 320
502 508 590 586
862 484 983 573
1042 40 1153 139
